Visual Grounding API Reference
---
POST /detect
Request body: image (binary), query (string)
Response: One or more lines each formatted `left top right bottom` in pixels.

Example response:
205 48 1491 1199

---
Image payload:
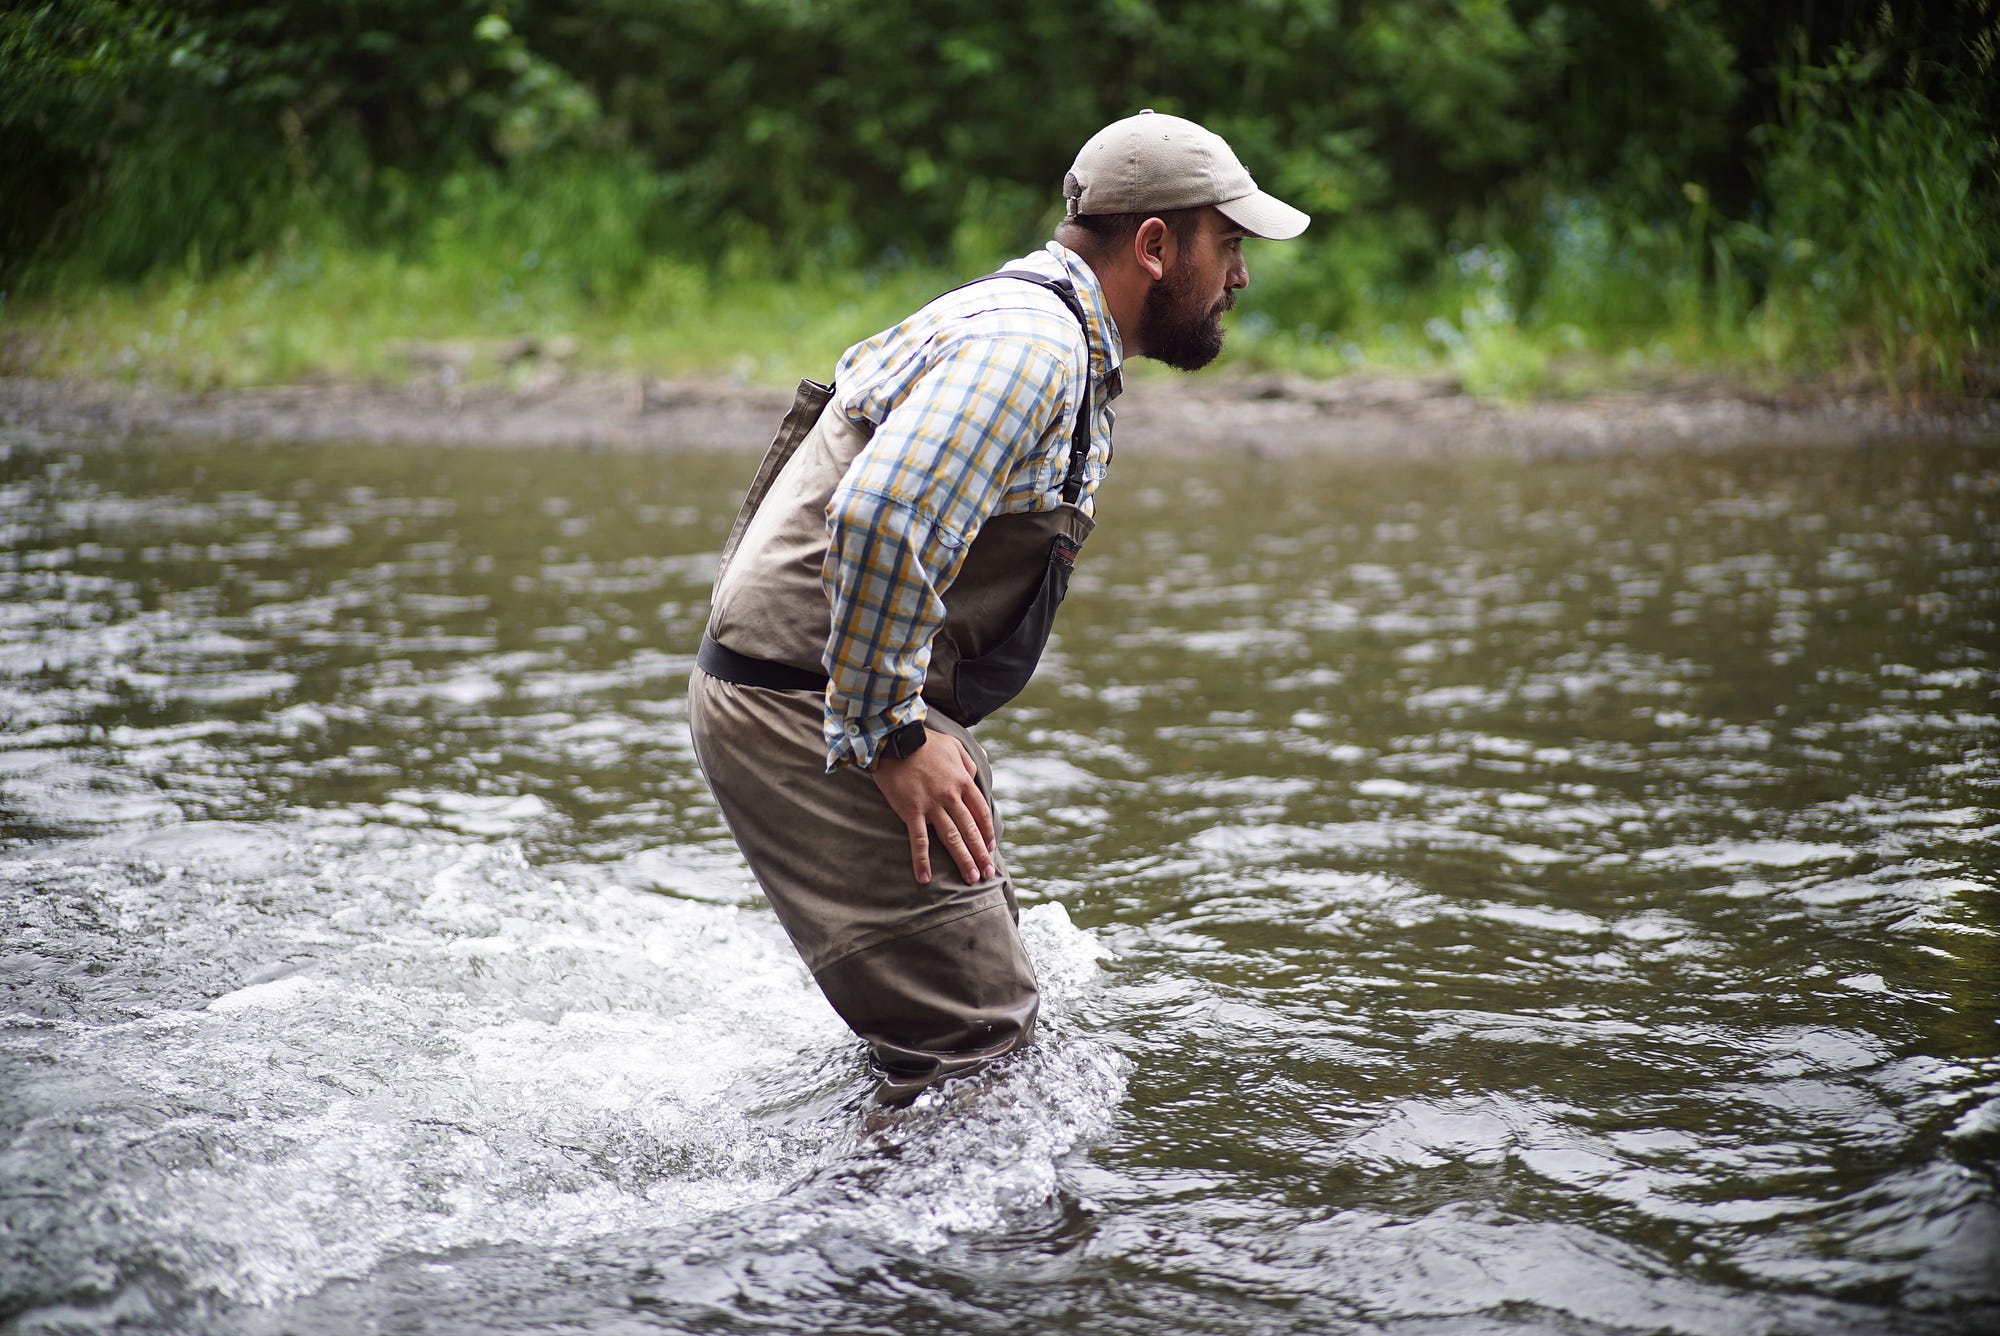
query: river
2 431 1996 1334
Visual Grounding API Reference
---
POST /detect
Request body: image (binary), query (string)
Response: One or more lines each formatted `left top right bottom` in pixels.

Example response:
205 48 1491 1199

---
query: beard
1140 255 1234 372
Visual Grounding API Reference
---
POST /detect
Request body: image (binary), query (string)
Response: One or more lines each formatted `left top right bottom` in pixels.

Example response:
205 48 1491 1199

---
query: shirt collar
1036 241 1125 401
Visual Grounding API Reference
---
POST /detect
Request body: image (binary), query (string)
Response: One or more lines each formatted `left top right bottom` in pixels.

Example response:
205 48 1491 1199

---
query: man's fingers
968 782 996 857
953 794 996 883
937 800 983 884
954 742 998 858
874 741 998 885
905 816 932 885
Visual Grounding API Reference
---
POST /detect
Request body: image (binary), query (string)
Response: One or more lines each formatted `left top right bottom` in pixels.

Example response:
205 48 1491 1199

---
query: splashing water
3 820 1123 1329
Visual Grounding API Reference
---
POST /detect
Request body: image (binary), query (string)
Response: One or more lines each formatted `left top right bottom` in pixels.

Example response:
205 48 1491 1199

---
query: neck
1078 253 1148 359
1057 232 1149 359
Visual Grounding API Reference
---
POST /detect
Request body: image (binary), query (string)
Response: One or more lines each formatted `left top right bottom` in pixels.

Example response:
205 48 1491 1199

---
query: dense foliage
3 0 1996 393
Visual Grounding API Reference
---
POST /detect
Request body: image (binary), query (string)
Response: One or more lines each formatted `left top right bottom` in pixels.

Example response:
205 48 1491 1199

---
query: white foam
208 974 316 1013
3 825 1132 1309
1641 840 1851 869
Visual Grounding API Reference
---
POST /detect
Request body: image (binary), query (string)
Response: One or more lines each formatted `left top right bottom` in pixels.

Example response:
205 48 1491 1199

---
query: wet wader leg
687 671 1039 1104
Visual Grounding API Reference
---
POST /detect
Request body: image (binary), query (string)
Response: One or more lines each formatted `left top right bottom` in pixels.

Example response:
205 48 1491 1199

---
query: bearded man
688 111 1310 1104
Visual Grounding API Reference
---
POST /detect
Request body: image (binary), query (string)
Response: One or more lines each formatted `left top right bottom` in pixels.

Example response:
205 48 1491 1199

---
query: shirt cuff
823 697 927 772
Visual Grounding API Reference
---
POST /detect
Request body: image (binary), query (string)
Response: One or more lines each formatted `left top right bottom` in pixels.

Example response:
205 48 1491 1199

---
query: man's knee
815 903 1040 1063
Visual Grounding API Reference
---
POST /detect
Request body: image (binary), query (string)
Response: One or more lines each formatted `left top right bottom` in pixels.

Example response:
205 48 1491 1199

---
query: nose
1228 251 1249 292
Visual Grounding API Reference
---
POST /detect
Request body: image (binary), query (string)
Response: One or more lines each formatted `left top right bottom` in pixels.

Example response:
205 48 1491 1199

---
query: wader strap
698 632 829 692
963 269 1096 505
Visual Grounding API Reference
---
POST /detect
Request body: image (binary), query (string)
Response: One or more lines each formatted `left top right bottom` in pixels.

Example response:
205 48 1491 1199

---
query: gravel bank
4 371 1995 456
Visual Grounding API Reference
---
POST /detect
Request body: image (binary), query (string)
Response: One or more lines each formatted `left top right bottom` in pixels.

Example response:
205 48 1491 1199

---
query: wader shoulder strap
956 269 1098 506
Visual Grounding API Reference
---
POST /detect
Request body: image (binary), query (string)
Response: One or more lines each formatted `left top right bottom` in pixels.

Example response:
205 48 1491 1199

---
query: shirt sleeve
820 331 1073 770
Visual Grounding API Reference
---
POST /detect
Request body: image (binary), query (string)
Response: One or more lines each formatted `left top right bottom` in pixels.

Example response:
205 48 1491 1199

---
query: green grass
1 242 972 390
5 76 1992 407
0 221 1972 405
0 247 1691 401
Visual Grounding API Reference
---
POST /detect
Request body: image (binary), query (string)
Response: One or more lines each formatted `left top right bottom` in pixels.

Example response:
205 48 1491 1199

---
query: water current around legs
2 433 1996 1334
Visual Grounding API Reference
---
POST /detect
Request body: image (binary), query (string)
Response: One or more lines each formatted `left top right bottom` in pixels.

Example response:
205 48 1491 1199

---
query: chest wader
687 271 1098 1105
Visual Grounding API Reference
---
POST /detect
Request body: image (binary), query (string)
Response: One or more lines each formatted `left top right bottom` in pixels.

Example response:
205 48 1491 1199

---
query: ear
1133 216 1175 282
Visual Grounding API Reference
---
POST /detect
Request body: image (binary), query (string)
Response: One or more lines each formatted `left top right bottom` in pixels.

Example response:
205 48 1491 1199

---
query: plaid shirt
821 242 1123 770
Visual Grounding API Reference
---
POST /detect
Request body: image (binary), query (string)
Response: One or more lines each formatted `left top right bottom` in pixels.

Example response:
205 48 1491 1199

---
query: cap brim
1215 189 1310 241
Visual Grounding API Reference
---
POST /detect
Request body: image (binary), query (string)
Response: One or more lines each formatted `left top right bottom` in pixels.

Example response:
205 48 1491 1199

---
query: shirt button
846 723 862 736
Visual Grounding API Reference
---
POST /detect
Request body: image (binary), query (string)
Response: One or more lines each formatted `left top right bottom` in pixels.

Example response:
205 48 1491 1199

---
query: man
688 111 1309 1104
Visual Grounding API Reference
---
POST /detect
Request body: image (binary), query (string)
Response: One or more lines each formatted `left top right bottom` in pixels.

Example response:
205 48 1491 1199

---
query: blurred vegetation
2 0 1996 399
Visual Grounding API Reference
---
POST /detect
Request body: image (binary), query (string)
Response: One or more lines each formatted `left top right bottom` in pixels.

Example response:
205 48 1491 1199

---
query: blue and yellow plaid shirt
821 242 1123 770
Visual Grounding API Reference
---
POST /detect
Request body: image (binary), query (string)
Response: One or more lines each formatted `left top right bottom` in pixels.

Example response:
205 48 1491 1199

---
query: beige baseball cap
1064 110 1310 241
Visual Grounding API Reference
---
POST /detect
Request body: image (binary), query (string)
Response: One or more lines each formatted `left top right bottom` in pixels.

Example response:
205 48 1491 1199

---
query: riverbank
3 370 1996 458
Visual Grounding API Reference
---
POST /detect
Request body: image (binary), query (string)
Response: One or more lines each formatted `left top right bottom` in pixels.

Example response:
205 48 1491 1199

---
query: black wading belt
697 269 1096 694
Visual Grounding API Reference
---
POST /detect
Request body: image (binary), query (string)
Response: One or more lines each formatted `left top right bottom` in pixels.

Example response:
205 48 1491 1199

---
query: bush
1747 58 2000 394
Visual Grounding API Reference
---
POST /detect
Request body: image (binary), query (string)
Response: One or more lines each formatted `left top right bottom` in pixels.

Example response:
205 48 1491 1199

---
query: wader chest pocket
951 533 1080 725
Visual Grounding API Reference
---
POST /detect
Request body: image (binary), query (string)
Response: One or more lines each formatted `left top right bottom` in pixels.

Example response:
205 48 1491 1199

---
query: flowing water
2 428 1996 1335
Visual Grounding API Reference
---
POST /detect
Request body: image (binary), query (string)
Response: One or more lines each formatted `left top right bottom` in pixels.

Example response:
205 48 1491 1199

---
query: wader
688 271 1099 1103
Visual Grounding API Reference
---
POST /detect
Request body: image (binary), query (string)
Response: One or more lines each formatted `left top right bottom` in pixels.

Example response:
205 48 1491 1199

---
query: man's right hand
871 734 997 886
